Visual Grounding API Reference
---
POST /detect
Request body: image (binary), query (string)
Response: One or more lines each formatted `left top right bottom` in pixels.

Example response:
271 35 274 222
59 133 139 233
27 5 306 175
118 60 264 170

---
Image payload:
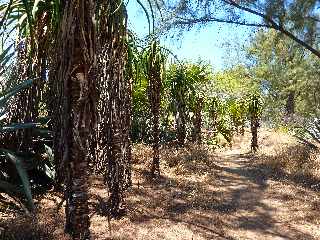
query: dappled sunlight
87 130 320 239
1 130 319 239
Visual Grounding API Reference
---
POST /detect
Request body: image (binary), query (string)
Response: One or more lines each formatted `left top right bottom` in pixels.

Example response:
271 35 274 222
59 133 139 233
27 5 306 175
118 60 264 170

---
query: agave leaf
1 52 15 67
0 122 40 132
0 179 23 197
18 12 27 26
305 128 320 144
0 149 35 210
0 43 14 61
0 78 34 106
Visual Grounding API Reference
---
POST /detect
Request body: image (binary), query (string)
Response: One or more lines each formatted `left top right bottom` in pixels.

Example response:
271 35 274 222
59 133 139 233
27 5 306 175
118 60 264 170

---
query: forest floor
1 129 320 239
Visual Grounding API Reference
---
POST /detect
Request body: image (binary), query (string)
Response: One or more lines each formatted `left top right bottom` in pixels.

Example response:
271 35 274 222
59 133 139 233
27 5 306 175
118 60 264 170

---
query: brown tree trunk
56 0 97 238
176 105 187 146
96 1 131 217
285 91 295 116
149 68 162 177
192 98 203 144
250 116 259 152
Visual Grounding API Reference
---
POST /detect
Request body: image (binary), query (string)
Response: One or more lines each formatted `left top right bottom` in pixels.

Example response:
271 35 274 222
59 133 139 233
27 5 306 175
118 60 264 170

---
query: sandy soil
89 131 320 240
1 130 320 239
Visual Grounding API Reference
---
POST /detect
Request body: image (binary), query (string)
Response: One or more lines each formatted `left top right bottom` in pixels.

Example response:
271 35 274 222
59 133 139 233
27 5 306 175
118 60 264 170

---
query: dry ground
1 129 320 239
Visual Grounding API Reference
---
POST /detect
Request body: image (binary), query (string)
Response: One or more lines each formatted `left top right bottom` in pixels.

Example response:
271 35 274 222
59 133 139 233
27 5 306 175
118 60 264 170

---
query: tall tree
96 0 131 216
144 41 166 176
166 64 188 146
247 29 320 123
248 94 262 152
55 0 97 238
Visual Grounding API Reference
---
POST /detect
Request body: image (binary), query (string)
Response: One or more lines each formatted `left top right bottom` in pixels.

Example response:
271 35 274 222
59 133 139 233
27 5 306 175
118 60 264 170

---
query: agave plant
0 0 58 214
0 77 54 211
295 117 320 150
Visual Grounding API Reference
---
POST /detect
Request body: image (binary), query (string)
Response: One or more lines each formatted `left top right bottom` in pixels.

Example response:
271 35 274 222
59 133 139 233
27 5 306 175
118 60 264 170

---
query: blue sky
126 1 256 71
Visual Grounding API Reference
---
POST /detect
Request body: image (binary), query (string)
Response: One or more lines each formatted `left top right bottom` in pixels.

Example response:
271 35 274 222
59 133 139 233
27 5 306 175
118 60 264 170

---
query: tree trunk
192 98 203 144
149 67 162 177
285 91 295 116
176 103 187 146
56 0 97 238
250 116 259 152
96 1 131 217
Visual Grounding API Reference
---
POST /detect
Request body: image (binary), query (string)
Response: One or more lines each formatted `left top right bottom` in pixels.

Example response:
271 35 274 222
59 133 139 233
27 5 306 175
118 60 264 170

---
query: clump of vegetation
256 130 320 186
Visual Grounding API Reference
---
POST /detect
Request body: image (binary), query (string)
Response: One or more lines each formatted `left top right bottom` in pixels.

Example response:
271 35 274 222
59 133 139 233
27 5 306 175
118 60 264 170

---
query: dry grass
1 128 320 240
0 192 70 240
256 129 320 183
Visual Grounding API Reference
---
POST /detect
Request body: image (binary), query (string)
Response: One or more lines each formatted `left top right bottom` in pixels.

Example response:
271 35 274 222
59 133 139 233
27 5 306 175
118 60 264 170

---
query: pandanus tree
0 0 69 190
206 96 220 140
248 94 262 152
205 96 234 145
191 97 203 143
185 63 210 144
0 0 53 153
228 98 247 135
166 62 210 145
2 0 96 237
95 0 132 216
143 41 166 176
166 64 188 146
53 0 97 238
0 0 64 200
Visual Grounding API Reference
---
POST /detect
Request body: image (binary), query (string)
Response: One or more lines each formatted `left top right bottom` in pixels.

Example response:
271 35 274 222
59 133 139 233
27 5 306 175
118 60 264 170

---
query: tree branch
222 0 320 59
174 16 270 28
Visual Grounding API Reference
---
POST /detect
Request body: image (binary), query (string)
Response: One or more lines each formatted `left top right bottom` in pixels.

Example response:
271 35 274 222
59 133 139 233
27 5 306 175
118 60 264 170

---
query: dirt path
90 139 320 240
1 132 319 240
211 148 320 240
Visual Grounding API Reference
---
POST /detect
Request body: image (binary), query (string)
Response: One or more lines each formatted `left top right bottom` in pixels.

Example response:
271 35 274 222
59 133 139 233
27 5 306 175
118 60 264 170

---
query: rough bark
176 104 187 146
96 1 131 217
192 98 203 144
147 43 163 177
285 91 295 116
250 116 259 152
56 0 97 238
149 73 161 177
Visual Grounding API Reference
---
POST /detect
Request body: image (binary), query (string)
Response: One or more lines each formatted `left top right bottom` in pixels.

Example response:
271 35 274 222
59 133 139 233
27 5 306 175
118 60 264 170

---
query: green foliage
247 29 320 126
295 118 320 150
0 78 53 211
248 94 262 116
211 65 259 98
0 149 35 210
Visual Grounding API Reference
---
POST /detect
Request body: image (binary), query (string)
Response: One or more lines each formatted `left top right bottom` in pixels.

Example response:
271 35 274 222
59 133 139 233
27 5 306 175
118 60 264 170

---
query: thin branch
175 16 270 28
222 0 320 59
